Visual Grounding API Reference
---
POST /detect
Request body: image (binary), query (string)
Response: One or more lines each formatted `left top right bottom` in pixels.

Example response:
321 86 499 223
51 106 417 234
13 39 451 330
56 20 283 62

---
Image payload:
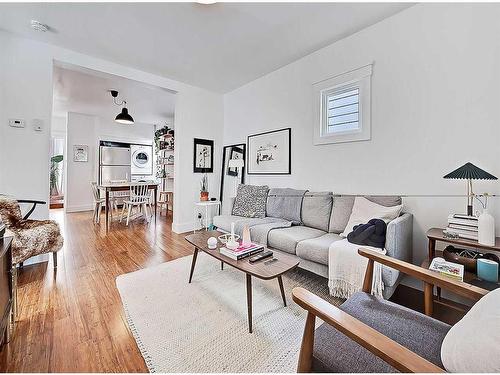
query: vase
200 191 209 201
478 209 495 246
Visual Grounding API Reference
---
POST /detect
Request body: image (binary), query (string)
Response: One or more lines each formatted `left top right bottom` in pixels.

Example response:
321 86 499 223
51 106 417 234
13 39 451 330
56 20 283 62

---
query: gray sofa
213 190 412 299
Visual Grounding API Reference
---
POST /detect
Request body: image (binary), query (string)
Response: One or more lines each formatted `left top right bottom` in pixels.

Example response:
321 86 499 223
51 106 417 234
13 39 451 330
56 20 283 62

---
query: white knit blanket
328 239 386 299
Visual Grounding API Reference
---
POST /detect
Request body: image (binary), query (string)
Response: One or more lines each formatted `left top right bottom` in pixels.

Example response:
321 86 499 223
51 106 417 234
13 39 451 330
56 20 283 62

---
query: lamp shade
115 107 134 124
228 158 244 168
443 162 497 180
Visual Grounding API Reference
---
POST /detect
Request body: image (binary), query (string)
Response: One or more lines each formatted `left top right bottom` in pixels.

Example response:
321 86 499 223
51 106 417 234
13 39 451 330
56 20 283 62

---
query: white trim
172 221 195 234
313 64 372 145
65 204 94 213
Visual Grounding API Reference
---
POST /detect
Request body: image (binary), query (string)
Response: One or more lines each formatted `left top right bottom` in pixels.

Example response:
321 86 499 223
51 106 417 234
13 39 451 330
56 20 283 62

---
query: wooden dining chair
120 183 151 225
293 248 489 373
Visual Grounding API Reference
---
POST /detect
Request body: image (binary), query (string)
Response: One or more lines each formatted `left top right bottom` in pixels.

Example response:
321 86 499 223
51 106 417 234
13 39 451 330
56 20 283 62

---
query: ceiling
53 64 176 125
0 3 413 93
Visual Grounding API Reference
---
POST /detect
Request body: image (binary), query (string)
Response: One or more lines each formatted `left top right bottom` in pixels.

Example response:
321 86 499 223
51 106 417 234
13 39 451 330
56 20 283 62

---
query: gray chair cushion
329 195 402 234
296 233 342 266
232 184 269 218
312 292 450 373
268 226 326 254
301 192 333 232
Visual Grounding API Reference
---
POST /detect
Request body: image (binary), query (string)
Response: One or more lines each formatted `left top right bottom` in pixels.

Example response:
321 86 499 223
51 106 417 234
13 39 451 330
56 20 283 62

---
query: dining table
97 182 159 233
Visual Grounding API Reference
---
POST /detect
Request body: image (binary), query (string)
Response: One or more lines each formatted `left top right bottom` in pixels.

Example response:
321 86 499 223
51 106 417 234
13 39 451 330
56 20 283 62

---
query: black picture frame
220 143 246 203
193 138 214 173
247 128 291 175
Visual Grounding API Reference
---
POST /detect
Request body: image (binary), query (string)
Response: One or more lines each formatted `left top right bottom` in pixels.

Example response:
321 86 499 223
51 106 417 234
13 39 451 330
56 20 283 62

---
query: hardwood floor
0 209 193 372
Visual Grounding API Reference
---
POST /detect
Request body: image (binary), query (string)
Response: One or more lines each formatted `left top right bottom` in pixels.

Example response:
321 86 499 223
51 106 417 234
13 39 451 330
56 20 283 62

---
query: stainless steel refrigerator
99 141 131 184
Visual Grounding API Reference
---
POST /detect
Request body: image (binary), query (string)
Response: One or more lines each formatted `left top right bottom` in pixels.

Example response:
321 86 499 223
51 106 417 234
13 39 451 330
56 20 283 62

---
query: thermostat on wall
9 119 25 128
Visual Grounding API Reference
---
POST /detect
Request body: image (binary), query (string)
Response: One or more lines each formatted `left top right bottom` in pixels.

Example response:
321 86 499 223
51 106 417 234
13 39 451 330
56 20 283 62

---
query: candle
230 222 235 240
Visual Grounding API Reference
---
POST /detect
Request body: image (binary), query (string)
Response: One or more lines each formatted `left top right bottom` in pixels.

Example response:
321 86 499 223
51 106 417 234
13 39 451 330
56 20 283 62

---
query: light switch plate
9 118 25 128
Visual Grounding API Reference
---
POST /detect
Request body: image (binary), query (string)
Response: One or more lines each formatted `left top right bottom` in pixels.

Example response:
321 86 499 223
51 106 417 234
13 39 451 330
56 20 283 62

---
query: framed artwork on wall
73 145 89 162
193 138 214 173
247 128 291 175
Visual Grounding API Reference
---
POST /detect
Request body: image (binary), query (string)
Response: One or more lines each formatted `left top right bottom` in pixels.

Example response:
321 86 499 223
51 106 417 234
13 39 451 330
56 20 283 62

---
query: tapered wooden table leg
188 248 198 283
221 261 224 270
278 275 287 307
246 273 253 333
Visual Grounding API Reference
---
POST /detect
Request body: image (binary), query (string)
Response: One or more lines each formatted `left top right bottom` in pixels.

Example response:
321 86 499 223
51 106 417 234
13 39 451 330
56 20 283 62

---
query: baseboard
65 204 93 213
172 221 195 234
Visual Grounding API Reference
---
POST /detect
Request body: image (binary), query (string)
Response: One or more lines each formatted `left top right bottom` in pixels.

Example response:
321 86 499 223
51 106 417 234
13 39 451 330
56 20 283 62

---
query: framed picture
73 145 89 162
193 138 214 173
247 128 291 174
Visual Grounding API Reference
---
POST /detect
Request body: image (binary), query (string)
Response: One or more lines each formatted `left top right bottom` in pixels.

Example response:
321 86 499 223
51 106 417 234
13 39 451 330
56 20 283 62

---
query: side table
194 201 221 232
423 227 500 316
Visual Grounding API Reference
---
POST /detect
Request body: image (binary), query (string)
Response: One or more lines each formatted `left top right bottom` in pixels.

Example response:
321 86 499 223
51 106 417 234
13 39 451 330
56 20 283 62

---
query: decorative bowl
218 234 240 245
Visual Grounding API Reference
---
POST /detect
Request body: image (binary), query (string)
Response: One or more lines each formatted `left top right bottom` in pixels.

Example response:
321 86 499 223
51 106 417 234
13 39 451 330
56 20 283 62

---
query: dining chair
120 183 151 225
91 182 106 223
108 180 130 212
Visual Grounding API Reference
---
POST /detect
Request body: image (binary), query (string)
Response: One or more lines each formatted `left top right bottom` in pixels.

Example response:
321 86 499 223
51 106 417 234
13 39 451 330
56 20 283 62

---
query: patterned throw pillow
232 184 269 218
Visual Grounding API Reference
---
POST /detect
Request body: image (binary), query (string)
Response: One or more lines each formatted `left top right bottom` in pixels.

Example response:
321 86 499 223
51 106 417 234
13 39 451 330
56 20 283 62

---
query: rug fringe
122 301 156 373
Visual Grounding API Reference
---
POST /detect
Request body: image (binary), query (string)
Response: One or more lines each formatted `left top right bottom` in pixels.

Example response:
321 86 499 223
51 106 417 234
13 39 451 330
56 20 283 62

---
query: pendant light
109 90 134 125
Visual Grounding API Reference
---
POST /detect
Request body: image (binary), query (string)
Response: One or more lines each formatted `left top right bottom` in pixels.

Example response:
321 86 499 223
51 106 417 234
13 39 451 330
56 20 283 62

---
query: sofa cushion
340 197 402 237
232 184 269 218
266 188 307 224
213 215 286 234
329 195 403 234
301 192 333 232
296 233 342 266
268 226 326 254
441 288 500 373
312 292 450 372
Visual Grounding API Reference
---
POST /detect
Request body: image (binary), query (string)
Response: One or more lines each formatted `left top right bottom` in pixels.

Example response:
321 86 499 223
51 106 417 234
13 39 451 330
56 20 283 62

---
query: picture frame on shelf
193 138 214 173
247 128 291 175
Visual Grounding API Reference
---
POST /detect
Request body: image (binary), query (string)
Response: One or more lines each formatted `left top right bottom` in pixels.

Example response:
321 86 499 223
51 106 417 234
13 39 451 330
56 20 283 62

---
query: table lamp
228 158 245 197
443 162 497 216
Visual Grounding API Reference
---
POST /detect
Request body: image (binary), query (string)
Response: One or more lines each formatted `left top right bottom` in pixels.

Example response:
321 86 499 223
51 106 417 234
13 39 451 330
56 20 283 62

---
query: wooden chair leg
297 311 316 373
126 204 132 226
52 252 57 268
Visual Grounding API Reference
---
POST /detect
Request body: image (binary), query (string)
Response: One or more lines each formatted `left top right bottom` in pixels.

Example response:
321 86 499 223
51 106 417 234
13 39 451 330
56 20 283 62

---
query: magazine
429 257 464 281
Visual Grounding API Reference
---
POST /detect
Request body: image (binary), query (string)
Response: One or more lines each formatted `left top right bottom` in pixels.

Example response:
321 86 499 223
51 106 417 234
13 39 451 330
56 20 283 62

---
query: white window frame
313 64 372 145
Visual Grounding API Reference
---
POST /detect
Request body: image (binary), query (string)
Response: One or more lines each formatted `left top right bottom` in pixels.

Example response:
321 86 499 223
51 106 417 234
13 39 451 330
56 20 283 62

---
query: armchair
293 248 489 373
0 195 63 267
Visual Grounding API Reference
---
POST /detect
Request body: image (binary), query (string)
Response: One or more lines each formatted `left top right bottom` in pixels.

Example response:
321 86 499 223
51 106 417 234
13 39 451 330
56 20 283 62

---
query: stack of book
443 214 478 240
220 242 264 260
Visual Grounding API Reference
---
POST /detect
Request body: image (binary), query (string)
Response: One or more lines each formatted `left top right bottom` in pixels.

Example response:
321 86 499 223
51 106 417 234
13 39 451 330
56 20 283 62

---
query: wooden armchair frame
293 248 489 373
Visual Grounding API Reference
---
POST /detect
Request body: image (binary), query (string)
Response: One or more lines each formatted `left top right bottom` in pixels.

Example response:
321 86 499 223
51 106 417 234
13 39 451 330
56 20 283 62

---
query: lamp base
467 205 473 216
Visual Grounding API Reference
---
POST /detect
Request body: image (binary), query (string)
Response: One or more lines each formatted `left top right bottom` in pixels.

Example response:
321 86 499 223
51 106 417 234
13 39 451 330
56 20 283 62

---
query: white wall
224 3 500 265
0 30 224 231
66 112 97 212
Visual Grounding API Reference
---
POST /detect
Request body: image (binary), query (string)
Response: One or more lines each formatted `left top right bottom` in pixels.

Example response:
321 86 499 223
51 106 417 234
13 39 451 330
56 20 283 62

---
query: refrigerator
99 141 131 184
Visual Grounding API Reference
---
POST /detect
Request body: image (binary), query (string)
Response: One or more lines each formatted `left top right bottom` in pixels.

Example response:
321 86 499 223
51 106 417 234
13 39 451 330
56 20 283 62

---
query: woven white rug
116 253 341 373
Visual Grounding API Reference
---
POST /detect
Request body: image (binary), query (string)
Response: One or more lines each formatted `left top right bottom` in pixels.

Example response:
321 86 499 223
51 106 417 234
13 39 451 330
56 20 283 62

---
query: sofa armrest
386 213 412 262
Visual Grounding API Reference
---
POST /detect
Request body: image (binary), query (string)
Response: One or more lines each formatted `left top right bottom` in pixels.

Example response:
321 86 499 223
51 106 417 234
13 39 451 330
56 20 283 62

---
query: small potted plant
200 174 209 201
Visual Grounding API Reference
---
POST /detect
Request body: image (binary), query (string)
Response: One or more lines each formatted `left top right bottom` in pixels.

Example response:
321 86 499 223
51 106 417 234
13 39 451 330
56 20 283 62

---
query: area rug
116 253 342 373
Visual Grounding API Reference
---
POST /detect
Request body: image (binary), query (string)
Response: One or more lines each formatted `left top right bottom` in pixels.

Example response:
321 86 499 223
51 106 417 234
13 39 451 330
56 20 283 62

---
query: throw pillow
232 184 269 218
340 197 402 237
441 288 500 372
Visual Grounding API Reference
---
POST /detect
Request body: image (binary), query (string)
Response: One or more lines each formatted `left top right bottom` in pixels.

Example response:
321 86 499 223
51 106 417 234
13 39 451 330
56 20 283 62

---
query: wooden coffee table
185 231 300 333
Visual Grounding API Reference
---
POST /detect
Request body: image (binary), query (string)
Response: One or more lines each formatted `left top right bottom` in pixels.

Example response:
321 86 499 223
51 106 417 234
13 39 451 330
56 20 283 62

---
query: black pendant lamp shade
443 162 497 180
115 107 134 125
110 90 134 125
